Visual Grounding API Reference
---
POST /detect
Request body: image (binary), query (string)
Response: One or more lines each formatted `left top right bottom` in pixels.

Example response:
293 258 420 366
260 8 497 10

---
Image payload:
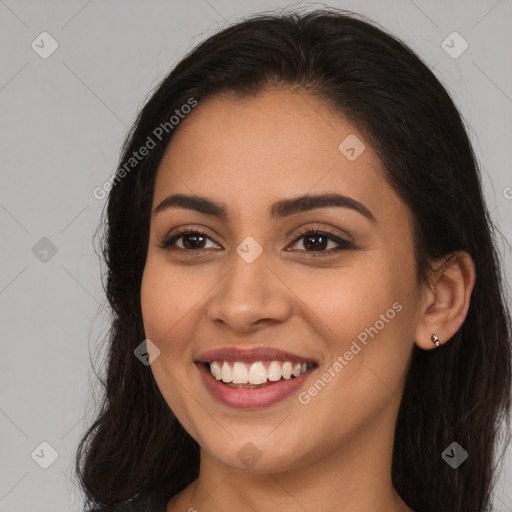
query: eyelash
157 227 355 256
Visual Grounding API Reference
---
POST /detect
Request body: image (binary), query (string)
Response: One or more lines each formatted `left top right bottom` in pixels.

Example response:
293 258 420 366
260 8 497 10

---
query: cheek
293 282 412 441
140 259 205 344
140 261 206 436
287 262 399 344
139 260 204 412
287 257 414 401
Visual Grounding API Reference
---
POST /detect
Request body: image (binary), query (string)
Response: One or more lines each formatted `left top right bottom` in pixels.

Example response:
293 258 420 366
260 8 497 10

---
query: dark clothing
86 492 428 512
86 493 167 512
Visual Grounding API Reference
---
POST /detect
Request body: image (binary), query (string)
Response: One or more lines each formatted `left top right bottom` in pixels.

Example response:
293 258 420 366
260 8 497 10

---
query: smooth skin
140 89 475 512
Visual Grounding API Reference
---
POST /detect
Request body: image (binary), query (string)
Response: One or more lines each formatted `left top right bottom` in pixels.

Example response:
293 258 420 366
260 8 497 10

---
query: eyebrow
153 193 376 223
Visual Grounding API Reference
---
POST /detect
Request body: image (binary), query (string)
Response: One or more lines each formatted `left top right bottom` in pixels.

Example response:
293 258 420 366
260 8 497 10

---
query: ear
414 251 476 350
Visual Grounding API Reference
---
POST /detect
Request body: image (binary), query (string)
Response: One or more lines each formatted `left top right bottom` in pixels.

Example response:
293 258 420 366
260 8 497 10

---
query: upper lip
195 346 318 365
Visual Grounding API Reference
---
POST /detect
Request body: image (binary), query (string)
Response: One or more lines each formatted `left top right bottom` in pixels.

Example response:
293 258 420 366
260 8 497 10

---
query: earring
431 334 441 347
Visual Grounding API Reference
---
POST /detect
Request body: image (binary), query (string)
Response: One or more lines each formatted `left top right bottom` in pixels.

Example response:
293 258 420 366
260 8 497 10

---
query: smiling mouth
202 360 317 388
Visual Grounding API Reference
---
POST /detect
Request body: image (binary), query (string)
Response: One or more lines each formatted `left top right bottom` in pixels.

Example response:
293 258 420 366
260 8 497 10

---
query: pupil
305 235 327 251
184 234 205 250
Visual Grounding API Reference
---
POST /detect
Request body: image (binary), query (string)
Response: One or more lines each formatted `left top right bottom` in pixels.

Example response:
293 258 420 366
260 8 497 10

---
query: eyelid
289 223 354 244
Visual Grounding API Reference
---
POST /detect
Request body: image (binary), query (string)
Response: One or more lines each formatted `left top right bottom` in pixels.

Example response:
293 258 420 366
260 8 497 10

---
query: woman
77 8 511 512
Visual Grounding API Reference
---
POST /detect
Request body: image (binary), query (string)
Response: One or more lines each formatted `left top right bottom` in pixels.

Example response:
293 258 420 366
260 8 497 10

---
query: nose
207 248 292 333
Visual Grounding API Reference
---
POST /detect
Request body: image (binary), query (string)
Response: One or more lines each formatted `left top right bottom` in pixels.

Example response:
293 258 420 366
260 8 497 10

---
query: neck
172 412 413 512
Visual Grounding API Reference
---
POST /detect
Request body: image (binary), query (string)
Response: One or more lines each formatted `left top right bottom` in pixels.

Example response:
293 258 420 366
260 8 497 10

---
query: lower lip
196 363 315 408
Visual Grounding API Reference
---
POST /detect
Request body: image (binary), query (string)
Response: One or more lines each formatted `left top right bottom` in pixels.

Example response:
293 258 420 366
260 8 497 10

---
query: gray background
1 0 511 510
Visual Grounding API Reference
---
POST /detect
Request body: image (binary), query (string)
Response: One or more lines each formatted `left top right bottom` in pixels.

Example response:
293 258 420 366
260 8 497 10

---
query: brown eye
180 233 207 250
288 229 354 255
158 230 221 251
158 228 354 256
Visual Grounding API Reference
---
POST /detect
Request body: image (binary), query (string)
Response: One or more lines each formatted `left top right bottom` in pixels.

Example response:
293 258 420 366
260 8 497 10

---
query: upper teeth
209 361 310 385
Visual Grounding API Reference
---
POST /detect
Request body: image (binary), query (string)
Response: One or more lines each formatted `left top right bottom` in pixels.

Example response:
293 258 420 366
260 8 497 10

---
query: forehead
152 89 397 221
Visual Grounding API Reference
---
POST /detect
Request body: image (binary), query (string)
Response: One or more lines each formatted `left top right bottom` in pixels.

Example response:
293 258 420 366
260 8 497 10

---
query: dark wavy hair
75 7 512 512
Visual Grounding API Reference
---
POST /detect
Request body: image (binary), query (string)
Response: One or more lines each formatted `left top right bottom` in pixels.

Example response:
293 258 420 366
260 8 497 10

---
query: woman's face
141 89 428 473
